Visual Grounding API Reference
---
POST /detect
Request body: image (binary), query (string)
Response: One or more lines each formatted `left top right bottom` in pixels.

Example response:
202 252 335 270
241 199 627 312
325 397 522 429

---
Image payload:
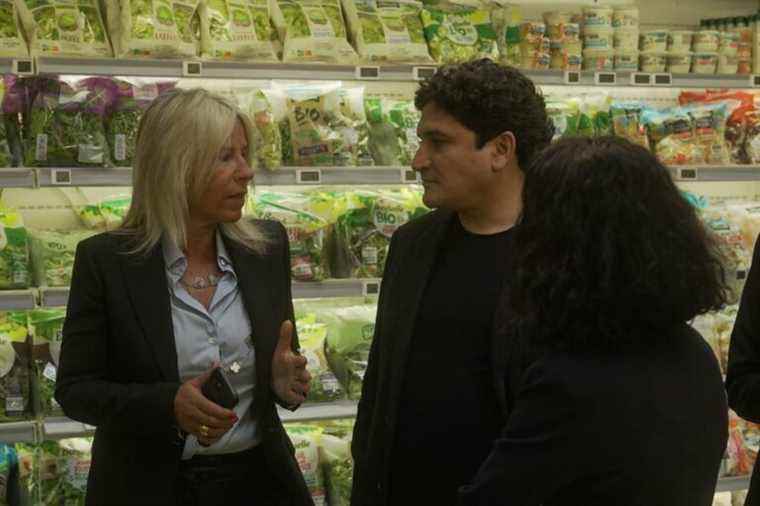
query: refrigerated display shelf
0 421 37 443
37 280 379 309
715 475 750 493
0 290 37 310
669 165 760 182
42 417 95 441
279 400 358 422
37 167 132 187
19 57 760 90
0 169 35 188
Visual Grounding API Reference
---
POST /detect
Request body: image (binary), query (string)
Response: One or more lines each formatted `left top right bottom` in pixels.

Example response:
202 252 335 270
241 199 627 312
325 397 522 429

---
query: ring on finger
199 424 210 437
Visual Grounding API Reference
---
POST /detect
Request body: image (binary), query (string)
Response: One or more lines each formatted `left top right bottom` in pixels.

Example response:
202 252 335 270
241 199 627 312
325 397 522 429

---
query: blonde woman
55 89 313 506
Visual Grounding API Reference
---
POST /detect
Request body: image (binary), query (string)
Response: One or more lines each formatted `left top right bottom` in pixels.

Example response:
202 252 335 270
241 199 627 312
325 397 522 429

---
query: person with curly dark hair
351 59 554 506
459 136 729 506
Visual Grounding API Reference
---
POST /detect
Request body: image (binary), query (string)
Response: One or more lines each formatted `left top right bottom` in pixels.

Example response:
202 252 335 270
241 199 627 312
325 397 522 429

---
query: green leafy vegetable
420 4 499 64
0 311 31 422
29 229 95 287
20 0 111 56
365 96 420 165
29 308 65 417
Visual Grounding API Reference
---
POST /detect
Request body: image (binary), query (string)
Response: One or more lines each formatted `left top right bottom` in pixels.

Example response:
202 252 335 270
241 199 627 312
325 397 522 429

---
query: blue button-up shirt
162 232 259 459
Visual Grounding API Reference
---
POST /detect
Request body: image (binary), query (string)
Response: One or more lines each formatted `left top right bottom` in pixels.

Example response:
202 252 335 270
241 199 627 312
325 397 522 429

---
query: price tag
400 168 419 183
413 66 437 81
51 168 72 185
653 73 673 86
630 72 652 86
362 280 381 296
737 270 747 280
750 75 760 88
677 167 699 181
355 66 381 80
182 61 203 77
296 169 322 184
12 58 34 76
594 72 617 86
563 71 581 84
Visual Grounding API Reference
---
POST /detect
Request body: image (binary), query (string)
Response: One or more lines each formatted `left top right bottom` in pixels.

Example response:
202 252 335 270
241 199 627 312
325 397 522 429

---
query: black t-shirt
388 216 514 506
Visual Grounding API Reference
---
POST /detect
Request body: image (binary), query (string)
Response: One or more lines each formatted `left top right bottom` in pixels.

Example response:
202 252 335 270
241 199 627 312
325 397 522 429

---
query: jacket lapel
120 244 179 382
385 209 453 411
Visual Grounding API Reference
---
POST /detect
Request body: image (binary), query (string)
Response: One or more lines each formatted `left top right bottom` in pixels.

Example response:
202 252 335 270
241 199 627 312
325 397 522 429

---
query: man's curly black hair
509 136 728 354
414 58 554 168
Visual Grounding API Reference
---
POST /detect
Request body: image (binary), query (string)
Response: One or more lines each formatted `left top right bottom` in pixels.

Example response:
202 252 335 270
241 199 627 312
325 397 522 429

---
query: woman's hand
271 320 311 407
174 366 238 446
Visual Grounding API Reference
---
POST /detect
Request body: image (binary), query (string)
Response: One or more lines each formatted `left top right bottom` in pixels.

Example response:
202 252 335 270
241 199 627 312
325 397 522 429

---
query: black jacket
727 235 760 506
55 221 313 506
350 209 523 506
461 324 728 506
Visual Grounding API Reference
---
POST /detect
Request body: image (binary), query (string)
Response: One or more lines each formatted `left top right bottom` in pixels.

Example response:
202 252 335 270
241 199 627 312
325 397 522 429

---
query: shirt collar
161 229 236 282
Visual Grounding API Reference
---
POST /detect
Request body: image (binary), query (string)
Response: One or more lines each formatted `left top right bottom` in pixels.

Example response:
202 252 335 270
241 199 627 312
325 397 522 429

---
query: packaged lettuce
295 303 345 402
420 3 499 64
611 101 650 149
199 0 278 60
0 208 29 290
270 0 357 63
275 83 371 166
234 87 282 170
29 308 65 417
341 0 431 63
16 0 111 57
365 96 420 165
0 76 23 167
29 229 95 287
77 195 131 230
321 298 377 399
251 191 331 281
319 434 353 506
642 107 703 166
0 0 27 56
105 0 200 58
0 311 31 422
36 438 92 506
24 77 112 167
490 2 520 66
107 79 175 166
334 189 426 278
285 425 327 506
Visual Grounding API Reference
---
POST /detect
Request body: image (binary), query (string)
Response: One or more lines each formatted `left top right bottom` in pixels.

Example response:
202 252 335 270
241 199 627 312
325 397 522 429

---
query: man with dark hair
351 59 555 506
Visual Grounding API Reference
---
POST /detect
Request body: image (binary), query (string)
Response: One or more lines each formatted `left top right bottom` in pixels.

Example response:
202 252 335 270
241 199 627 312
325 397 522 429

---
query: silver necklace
180 273 221 290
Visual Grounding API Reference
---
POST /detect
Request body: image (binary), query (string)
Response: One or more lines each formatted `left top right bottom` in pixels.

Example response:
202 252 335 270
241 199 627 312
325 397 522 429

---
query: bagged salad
16 0 111 57
610 101 650 149
0 0 27 56
0 208 29 290
77 195 131 230
34 438 92 505
641 107 703 165
420 1 499 64
341 0 431 63
687 102 731 165
24 77 112 167
365 96 419 166
0 311 31 422
319 297 377 399
285 425 327 506
106 79 175 166
0 76 23 167
29 229 95 287
295 299 348 402
270 0 357 63
29 308 65 417
199 0 278 60
545 94 611 139
489 1 520 67
105 0 200 58
319 433 353 506
274 83 371 166
333 188 425 278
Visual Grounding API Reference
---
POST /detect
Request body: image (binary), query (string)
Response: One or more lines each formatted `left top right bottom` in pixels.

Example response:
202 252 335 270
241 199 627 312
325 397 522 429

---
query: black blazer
460 324 728 506
54 220 313 506
351 209 524 506
727 235 760 505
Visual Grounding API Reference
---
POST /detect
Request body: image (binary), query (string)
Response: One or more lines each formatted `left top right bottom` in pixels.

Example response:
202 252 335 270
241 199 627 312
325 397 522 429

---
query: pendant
229 361 241 374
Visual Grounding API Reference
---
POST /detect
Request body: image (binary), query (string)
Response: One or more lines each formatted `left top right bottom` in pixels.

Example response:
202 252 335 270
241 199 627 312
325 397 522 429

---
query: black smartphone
201 367 239 409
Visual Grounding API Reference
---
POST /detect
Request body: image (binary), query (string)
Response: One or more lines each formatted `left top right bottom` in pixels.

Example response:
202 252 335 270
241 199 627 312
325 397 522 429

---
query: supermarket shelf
41 280 379 307
278 400 358 422
0 421 36 443
526 70 758 89
292 279 381 299
0 290 37 310
42 417 95 440
0 169 35 188
37 167 132 187
39 287 69 308
716 476 750 493
669 165 760 182
256 167 419 186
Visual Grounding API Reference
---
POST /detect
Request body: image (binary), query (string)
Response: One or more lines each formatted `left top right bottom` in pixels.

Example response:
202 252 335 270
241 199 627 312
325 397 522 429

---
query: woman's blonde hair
119 88 266 256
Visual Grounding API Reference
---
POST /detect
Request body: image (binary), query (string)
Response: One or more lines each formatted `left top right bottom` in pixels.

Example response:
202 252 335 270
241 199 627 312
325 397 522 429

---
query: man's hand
271 320 311 407
174 366 238 446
